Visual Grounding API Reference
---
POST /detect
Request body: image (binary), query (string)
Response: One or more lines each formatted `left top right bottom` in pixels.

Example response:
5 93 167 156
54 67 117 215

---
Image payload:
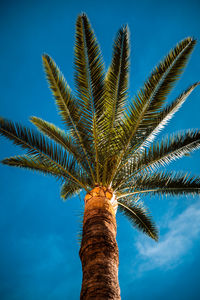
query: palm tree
0 13 200 299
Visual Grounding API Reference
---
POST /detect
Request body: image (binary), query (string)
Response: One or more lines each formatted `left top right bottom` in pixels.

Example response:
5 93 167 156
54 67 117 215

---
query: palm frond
30 116 90 174
2 154 65 179
74 13 105 120
42 54 95 183
114 129 200 190
102 26 129 183
115 82 200 178
128 37 196 144
136 81 200 151
105 26 129 126
108 38 196 184
42 54 79 128
119 171 200 197
0 117 89 190
136 129 200 173
118 198 158 241
74 14 106 182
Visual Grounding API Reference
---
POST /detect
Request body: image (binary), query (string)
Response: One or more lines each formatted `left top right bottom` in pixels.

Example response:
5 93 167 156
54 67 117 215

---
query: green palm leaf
127 37 196 144
114 129 200 190
118 198 158 241
74 13 105 182
119 171 200 197
74 13 105 120
137 129 200 173
116 82 200 175
0 117 88 190
101 26 129 183
42 54 95 183
135 81 200 151
108 38 196 184
30 116 90 174
105 26 129 127
2 154 65 179
42 54 80 130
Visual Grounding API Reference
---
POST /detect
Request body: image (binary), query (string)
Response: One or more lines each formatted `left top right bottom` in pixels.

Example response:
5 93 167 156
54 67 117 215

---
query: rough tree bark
79 186 121 300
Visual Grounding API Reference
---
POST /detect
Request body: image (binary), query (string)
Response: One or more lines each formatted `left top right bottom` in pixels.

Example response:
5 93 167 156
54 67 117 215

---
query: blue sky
0 0 200 299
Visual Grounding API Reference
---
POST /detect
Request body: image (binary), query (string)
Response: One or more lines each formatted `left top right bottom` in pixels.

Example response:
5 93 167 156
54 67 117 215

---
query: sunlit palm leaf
116 82 200 178
105 26 129 127
119 171 200 197
30 116 90 174
2 154 65 179
42 54 80 130
135 81 200 151
136 129 200 173
118 198 158 241
74 14 105 182
0 117 89 190
101 26 129 183
42 54 95 183
128 37 196 144
113 129 200 190
108 38 196 184
74 13 105 120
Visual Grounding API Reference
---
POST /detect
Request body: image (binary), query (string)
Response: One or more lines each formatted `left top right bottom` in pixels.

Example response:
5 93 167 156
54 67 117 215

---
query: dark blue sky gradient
0 0 200 299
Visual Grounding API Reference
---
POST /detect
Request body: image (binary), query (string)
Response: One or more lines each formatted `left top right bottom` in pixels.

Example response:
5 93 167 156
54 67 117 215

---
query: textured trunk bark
79 186 121 300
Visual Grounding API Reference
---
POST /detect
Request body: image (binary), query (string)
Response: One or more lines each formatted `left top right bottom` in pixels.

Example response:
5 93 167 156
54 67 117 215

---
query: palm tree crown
1 13 200 242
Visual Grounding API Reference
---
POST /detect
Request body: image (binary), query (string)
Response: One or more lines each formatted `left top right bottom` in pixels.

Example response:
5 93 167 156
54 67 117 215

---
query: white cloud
135 201 200 273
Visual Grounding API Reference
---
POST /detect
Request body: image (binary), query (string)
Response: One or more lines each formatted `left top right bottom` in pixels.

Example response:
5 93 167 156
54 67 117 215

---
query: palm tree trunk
79 186 121 300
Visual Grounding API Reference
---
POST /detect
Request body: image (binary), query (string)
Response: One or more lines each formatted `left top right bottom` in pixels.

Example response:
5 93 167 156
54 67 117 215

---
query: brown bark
79 186 121 300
